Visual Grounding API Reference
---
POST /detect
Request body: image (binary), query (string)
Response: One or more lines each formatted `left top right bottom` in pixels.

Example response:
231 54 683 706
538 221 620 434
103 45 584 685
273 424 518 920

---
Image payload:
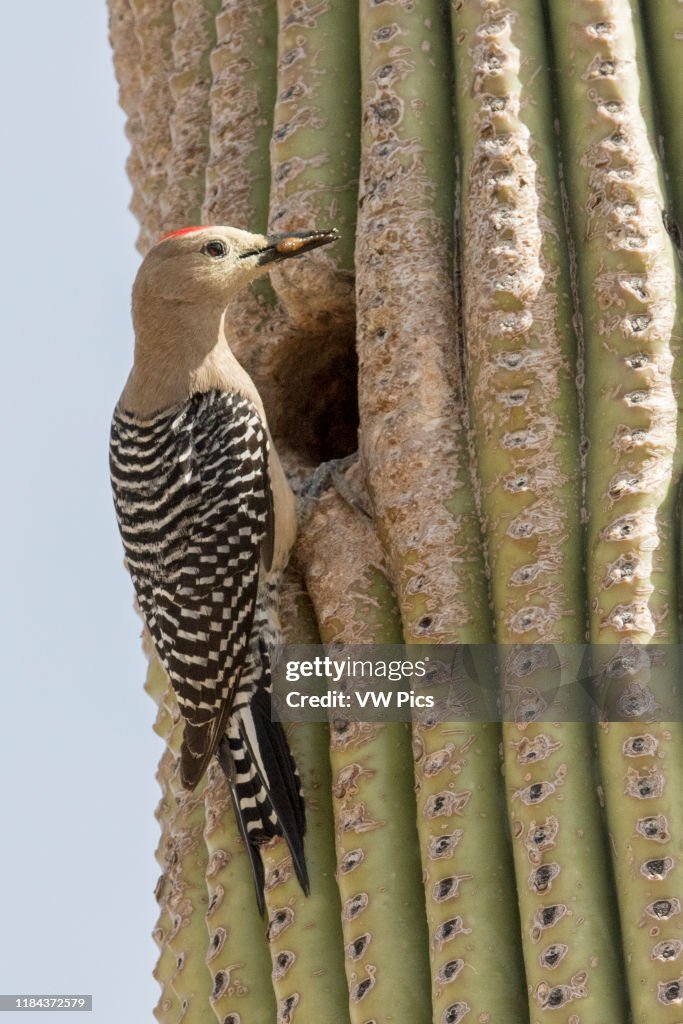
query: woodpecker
110 224 338 910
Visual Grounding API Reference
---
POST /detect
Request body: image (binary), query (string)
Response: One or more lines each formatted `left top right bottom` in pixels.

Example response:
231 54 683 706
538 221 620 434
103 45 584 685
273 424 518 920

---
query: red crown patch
158 225 211 242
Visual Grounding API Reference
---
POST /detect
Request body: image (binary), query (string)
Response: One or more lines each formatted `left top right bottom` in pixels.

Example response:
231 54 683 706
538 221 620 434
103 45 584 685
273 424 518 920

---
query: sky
0 3 162 1020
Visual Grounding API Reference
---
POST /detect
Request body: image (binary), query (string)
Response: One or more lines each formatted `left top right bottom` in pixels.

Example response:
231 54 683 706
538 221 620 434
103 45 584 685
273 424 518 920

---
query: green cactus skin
161 0 221 229
202 0 278 234
165 764 213 1021
203 762 278 1024
150 676 214 1022
546 1 680 641
412 714 528 1024
355 2 527 1019
268 0 360 327
145 656 183 1023
261 722 350 1024
145 652 276 1024
640 0 683 228
356 0 484 637
298 485 432 1024
641 0 683 505
546 1 683 1019
452 3 628 1019
258 570 350 1024
151 751 182 1023
202 0 297 440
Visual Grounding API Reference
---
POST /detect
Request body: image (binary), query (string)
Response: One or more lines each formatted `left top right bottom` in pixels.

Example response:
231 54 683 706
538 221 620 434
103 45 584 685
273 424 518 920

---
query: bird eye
201 240 227 258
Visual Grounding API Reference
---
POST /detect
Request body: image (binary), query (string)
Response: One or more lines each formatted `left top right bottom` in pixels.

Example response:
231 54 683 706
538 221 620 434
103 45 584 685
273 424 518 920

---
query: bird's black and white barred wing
109 389 272 788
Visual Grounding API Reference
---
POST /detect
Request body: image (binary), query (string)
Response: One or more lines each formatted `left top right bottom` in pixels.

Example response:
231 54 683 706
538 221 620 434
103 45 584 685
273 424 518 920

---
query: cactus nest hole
270 323 359 463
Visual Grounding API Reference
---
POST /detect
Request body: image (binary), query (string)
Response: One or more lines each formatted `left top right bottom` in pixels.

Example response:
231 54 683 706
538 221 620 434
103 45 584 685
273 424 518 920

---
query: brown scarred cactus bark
162 0 221 229
108 0 148 245
128 0 176 244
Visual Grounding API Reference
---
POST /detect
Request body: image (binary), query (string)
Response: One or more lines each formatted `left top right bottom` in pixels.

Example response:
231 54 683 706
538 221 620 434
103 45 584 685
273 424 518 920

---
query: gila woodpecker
110 225 338 909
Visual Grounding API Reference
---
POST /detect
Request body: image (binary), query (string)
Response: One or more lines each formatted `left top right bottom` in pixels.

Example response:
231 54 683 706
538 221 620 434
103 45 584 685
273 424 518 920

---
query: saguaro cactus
452 3 625 1019
546 4 683 1019
108 1 683 1021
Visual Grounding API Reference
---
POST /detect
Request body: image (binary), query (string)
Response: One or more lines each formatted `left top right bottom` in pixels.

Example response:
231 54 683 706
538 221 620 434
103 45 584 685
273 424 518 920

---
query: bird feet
298 453 372 521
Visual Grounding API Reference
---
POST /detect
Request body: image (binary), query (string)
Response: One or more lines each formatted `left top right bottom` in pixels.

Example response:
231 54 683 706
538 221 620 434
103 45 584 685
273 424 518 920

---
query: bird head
133 225 339 310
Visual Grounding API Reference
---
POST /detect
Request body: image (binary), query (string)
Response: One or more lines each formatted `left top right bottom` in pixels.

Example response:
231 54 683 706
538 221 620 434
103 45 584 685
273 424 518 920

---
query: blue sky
0 3 162 1019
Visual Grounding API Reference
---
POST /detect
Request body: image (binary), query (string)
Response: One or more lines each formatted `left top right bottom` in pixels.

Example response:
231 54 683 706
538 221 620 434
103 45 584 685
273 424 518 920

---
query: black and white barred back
110 389 307 910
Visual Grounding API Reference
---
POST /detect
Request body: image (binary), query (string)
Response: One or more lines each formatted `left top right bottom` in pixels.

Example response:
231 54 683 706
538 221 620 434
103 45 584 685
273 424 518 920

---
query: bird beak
241 229 340 266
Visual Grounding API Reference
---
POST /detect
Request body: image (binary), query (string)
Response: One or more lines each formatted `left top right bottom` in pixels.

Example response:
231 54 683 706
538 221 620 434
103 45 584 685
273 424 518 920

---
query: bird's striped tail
217 685 308 914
